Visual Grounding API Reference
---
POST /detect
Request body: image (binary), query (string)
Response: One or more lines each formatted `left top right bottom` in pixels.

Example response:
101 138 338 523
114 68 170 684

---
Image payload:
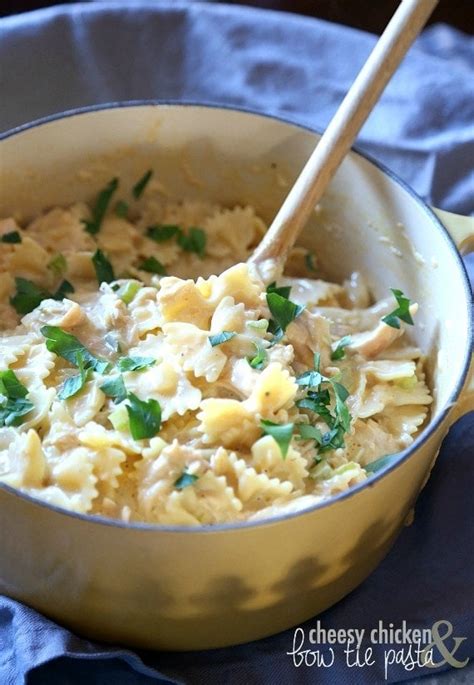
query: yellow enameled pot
0 104 472 650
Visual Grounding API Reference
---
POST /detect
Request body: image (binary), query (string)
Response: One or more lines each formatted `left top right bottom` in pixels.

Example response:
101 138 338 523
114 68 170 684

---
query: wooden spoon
249 0 439 280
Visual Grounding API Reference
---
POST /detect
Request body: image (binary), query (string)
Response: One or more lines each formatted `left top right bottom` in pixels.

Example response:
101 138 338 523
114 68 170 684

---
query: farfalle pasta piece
376 405 428 446
0 428 46 489
203 263 263 309
198 398 260 449
0 334 32 370
244 362 297 418
203 205 265 258
65 381 106 427
209 296 246 334
213 450 295 508
163 322 227 383
26 205 94 254
157 277 214 329
128 286 163 337
8 237 51 282
251 435 309 490
123 361 202 421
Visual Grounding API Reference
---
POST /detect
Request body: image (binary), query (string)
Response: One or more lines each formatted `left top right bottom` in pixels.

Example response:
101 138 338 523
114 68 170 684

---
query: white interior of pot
0 105 470 417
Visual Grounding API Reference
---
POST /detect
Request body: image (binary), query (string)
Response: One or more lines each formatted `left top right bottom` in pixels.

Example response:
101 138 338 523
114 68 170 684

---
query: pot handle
433 207 474 256
433 207 474 419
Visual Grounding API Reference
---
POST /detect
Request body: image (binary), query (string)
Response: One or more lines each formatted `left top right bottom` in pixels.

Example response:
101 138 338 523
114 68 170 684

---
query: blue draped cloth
0 3 473 683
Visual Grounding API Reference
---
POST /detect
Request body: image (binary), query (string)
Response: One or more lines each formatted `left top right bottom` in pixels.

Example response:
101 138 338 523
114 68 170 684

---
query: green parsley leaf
266 281 292 299
126 393 161 440
174 471 199 490
9 276 74 315
53 279 75 300
57 353 90 400
92 249 115 285
0 369 28 399
297 424 324 442
296 396 334 427
260 419 294 458
132 169 153 200
305 252 317 273
330 335 352 361
40 325 109 373
247 342 267 369
100 375 128 404
296 369 327 388
0 397 34 427
208 331 237 347
118 356 156 372
266 292 304 334
114 200 129 218
139 256 167 276
47 253 67 276
147 225 182 242
295 353 352 454
365 453 398 474
82 177 119 235
0 370 33 427
381 288 414 329
178 227 207 258
1 231 21 244
10 278 51 315
115 280 140 305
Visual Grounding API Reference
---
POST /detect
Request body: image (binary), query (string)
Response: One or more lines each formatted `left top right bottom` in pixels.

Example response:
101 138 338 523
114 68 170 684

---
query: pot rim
1 99 472 534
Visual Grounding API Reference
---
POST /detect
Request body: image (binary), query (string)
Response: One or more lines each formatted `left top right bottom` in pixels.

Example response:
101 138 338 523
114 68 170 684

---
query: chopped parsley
47 253 67 277
0 369 34 427
139 256 167 275
178 227 207 258
100 375 128 404
126 393 161 440
247 342 267 369
208 331 236 347
146 223 207 258
82 177 119 235
132 169 153 199
381 289 414 329
53 280 74 300
260 419 294 458
92 249 115 285
57 353 90 400
146 225 182 242
118 356 156 372
41 325 109 374
9 277 74 315
10 278 50 315
364 453 398 474
114 200 129 218
295 353 352 454
174 471 199 490
330 335 352 361
1 231 21 244
266 291 304 338
267 281 292 299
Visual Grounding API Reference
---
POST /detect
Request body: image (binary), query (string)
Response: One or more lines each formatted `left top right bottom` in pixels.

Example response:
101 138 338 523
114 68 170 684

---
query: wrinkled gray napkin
0 3 472 684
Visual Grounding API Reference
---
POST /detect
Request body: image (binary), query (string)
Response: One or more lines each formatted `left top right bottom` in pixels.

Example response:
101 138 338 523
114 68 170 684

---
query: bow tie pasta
0 172 432 525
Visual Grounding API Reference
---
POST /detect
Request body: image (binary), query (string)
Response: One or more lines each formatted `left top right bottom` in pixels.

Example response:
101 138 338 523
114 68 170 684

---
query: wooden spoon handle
250 0 439 272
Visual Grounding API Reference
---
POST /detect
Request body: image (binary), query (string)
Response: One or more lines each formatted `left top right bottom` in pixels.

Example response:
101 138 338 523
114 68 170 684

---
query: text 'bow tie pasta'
0 175 432 524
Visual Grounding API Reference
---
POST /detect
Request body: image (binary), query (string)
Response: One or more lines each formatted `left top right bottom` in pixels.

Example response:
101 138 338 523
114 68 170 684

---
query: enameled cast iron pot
0 104 473 650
